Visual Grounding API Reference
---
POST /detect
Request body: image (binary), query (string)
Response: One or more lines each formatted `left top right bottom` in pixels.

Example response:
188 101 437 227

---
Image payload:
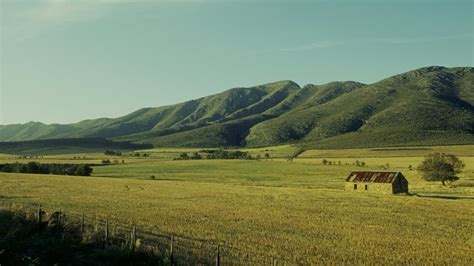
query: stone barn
345 171 409 194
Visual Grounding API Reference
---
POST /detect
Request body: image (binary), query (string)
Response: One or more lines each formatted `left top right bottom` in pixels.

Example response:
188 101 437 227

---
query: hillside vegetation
1 66 473 148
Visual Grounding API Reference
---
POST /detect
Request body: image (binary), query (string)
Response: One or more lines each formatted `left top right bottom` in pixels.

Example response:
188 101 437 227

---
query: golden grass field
1 145 473 264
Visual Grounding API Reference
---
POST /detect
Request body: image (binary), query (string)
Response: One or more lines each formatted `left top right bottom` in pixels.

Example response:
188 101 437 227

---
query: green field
0 145 473 264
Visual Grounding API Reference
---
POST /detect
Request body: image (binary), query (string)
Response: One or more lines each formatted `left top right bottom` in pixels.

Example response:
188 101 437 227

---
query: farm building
345 171 409 194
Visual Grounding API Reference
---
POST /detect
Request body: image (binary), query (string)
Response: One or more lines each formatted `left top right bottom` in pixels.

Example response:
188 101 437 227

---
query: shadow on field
0 209 163 266
412 193 474 200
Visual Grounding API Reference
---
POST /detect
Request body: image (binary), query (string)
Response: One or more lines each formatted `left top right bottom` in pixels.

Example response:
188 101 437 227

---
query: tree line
0 162 93 176
104 150 122 156
175 150 253 160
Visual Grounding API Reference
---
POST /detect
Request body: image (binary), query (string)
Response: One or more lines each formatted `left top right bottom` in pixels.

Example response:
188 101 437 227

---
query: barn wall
345 182 393 194
392 176 409 194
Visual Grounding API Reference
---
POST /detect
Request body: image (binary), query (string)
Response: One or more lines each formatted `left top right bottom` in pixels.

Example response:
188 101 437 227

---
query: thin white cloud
26 0 206 22
280 33 472 52
375 33 472 44
1 0 111 43
2 0 208 44
21 0 107 23
279 40 345 52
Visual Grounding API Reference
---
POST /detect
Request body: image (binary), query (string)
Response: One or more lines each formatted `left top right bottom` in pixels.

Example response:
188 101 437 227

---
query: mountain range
1 66 473 149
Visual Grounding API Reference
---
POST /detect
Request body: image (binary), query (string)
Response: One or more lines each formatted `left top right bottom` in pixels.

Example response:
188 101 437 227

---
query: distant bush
0 162 92 176
128 152 149 157
174 152 190 160
101 159 111 164
206 150 252 160
175 150 252 160
104 150 122 156
199 149 217 154
322 159 366 167
190 152 202 160
174 152 202 160
149 175 156 180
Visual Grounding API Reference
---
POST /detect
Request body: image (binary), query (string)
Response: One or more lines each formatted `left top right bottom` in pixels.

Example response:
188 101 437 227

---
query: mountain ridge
1 66 473 148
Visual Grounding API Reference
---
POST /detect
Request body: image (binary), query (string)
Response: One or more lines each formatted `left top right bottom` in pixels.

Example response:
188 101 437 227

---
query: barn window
365 185 368 190
354 184 357 190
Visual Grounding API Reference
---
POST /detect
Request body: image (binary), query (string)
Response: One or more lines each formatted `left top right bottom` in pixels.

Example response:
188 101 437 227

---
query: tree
26 162 41 173
417 153 465 186
264 153 270 159
322 159 328 165
191 152 202 160
74 165 93 176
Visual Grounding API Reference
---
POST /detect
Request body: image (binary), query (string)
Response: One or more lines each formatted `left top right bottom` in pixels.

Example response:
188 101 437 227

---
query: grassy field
300 144 474 158
0 145 473 264
134 144 299 159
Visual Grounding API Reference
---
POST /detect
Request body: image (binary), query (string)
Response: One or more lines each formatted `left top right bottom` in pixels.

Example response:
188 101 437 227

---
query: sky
0 0 472 125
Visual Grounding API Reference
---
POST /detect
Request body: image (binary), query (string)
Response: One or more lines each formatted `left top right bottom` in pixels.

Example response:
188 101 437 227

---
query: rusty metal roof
346 171 401 183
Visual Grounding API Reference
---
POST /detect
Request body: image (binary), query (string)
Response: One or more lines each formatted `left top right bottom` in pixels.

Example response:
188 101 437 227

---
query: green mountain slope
113 80 362 147
0 138 151 155
246 66 474 147
1 66 473 148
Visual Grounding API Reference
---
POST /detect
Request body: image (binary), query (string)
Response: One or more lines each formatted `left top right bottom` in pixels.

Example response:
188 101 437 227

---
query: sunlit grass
0 145 473 264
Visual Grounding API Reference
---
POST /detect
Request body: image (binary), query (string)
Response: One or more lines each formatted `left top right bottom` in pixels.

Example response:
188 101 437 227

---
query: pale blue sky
0 0 472 125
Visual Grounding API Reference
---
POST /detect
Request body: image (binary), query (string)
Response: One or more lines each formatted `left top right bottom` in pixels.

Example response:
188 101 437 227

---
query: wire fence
0 200 297 265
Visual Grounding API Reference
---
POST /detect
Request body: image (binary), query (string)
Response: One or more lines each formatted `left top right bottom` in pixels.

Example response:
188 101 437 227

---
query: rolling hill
0 138 151 155
1 66 473 149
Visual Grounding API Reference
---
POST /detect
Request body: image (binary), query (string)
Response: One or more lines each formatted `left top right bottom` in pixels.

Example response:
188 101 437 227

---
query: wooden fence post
170 235 174 264
37 205 42 225
215 245 220 266
81 213 85 234
131 227 136 252
104 219 109 248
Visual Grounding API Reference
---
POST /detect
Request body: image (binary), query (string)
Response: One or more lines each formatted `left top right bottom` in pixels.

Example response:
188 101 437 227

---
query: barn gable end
345 171 409 194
